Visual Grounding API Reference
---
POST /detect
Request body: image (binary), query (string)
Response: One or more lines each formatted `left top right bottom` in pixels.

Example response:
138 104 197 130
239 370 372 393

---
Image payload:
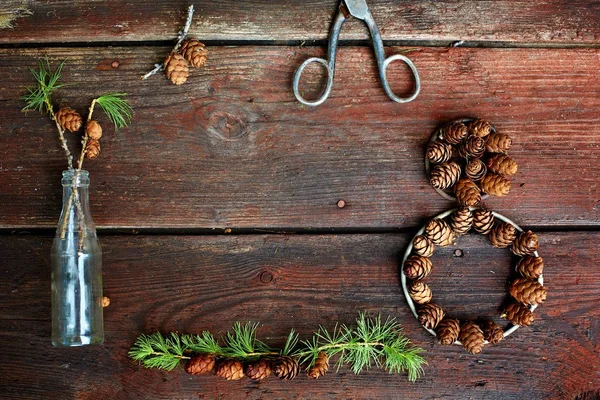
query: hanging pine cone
486 153 518 177
164 52 190 85
457 135 485 159
418 303 445 330
436 318 460 345
245 358 272 381
485 132 512 153
273 356 299 380
425 219 455 246
85 139 101 159
180 38 208 68
509 278 547 305
481 320 504 344
86 120 102 140
469 118 492 138
465 158 487 181
56 106 82 132
480 173 511 197
450 207 473 236
412 235 434 257
185 354 216 375
511 230 539 256
489 222 517 248
454 177 482 207
215 359 245 381
472 208 495 234
441 121 468 145
403 255 433 280
429 161 461 190
306 352 329 379
516 255 544 279
408 280 432 304
501 302 535 326
459 321 485 354
426 141 452 164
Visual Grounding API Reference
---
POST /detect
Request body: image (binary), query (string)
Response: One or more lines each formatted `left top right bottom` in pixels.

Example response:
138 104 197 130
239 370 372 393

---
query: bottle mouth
62 169 90 186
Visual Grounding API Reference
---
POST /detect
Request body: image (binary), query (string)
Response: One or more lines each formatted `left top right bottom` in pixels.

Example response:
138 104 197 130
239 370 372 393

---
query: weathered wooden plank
1 46 599 229
0 232 598 399
1 1 599 45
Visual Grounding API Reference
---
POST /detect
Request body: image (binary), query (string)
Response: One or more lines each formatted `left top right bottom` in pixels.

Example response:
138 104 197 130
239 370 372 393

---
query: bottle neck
58 170 95 238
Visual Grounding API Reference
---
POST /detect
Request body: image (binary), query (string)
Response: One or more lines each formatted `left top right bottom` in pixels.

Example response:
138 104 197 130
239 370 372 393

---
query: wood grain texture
2 0 600 45
0 232 598 400
1 46 599 229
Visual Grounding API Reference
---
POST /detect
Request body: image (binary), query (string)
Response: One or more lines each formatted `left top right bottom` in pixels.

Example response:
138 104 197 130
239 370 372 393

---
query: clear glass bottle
51 170 103 347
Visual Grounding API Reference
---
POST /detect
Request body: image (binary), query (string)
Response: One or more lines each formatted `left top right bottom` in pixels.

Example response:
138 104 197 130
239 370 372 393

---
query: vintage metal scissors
293 0 420 106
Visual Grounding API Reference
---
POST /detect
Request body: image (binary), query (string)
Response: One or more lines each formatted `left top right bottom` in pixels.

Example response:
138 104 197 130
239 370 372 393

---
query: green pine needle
95 93 132 130
181 331 222 354
223 322 272 358
281 329 299 356
128 332 186 371
21 58 66 114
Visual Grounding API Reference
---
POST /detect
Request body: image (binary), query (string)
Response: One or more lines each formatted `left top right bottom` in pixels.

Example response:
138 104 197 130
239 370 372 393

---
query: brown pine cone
273 356 299 380
516 256 544 279
85 139 101 159
512 230 539 256
489 222 517 248
485 132 512 153
245 358 272 381
418 303 445 330
469 119 492 138
501 302 535 326
472 208 495 234
403 255 433 280
215 359 244 380
486 153 517 177
510 278 547 305
185 354 216 375
306 352 329 379
86 120 102 140
180 38 208 68
426 141 452 164
408 280 432 304
164 52 190 85
450 207 473 236
457 135 485 159
425 219 455 247
56 107 82 132
465 158 487 181
430 161 461 190
481 320 504 345
441 121 468 145
459 321 485 354
436 318 460 345
412 235 434 257
480 173 511 197
455 177 482 207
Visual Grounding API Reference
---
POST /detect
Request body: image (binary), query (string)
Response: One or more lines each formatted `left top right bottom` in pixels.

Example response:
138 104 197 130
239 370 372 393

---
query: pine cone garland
273 356 299 380
436 318 460 345
481 320 504 344
465 158 487 181
430 161 461 190
180 38 208 68
487 153 518 177
425 219 455 247
403 255 433 280
408 280 432 304
501 302 535 326
459 321 485 354
454 177 482 207
485 132 512 153
418 303 445 330
442 121 468 145
489 222 517 248
457 135 485 159
472 208 495 234
86 120 102 140
412 235 435 257
426 141 452 164
56 107 82 132
85 139 101 159
245 358 272 381
480 173 511 197
516 256 544 279
450 207 473 236
510 278 547 305
215 359 245 381
164 52 190 85
185 354 216 375
469 119 492 138
512 230 539 256
307 352 329 379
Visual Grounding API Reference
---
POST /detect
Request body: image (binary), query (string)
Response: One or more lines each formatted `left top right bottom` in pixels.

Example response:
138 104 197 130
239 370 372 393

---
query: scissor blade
343 0 369 20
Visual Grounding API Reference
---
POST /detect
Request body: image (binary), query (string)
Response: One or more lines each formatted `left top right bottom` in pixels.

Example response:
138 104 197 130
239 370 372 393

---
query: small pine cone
481 320 504 345
480 173 511 197
469 118 492 138
245 358 272 381
436 318 460 345
472 208 495 234
164 52 190 85
215 359 245 381
454 177 482 207
185 354 216 375
501 302 535 326
430 161 461 190
85 139 101 159
450 207 473 236
512 230 539 256
465 158 487 181
180 38 208 68
489 222 517 248
425 219 455 247
273 356 299 380
418 303 445 330
441 121 468 145
56 107 82 132
487 153 518 177
408 280 432 304
412 235 434 257
306 352 329 379
510 278 547 305
86 120 103 140
485 132 512 153
457 135 485 159
426 141 452 164
516 256 544 279
403 255 433 280
459 321 485 354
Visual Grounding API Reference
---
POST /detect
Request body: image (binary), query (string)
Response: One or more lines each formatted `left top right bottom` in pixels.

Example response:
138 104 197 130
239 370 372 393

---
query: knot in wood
208 111 248 141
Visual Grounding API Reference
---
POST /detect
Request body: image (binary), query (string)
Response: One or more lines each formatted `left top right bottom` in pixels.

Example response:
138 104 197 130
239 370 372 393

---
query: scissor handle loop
293 57 334 107
381 54 421 104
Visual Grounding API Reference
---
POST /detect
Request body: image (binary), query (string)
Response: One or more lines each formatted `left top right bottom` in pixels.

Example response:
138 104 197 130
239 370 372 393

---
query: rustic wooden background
0 1 599 399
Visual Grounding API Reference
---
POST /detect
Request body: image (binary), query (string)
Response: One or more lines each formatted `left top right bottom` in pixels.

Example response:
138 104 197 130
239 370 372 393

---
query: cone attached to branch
426 141 452 164
455 177 481 207
501 302 534 326
450 207 473 236
403 255 433 281
512 230 539 256
307 352 329 379
245 358 272 381
510 278 547 305
472 208 495 234
485 132 512 153
180 38 208 68
185 354 216 375
215 359 244 380
164 52 190 85
430 161 461 190
273 356 300 380
469 118 492 138
516 256 544 279
459 321 485 354
408 280 432 304
480 173 511 197
489 222 517 248
436 318 460 345
465 158 487 181
418 303 445 330
481 320 504 344
86 120 102 140
85 139 101 159
442 121 468 145
412 235 434 257
425 219 455 246
487 153 518 177
56 106 82 132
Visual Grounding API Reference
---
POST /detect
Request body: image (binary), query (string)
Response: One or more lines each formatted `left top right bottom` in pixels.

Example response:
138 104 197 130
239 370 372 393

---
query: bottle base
52 335 104 347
